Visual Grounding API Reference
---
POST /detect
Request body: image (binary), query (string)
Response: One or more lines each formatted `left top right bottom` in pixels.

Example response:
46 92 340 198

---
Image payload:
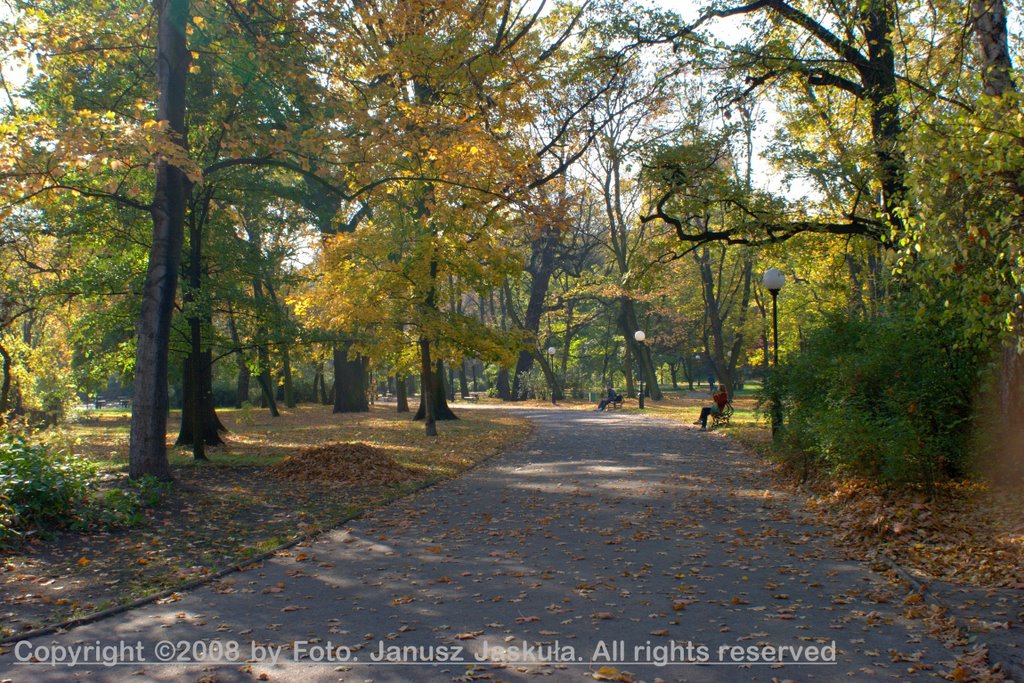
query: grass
0 403 531 638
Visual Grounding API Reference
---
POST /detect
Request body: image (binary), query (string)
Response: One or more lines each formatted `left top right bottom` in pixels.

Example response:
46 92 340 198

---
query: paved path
0 409 976 681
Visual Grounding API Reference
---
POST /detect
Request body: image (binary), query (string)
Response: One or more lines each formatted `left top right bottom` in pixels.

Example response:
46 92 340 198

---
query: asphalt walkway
0 409 988 681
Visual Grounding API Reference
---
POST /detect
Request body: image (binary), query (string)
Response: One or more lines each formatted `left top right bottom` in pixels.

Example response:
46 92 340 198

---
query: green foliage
0 433 94 544
515 367 550 400
236 402 257 426
764 311 976 485
87 475 170 528
900 93 1024 354
0 433 167 546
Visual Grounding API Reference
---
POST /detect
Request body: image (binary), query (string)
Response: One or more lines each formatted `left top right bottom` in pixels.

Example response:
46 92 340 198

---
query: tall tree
129 0 191 480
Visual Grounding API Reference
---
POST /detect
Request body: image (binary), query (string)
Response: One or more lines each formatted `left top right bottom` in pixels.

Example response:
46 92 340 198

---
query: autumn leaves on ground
0 404 530 638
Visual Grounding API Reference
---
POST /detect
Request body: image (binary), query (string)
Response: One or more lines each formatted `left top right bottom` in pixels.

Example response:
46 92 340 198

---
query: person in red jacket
694 386 729 430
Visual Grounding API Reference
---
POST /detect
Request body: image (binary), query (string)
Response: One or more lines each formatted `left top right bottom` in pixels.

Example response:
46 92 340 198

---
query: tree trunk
495 287 512 400
973 0 1015 97
263 280 296 409
176 351 226 447
971 0 1021 445
415 360 458 420
256 343 279 417
180 198 208 459
623 344 634 398
510 227 560 399
396 374 410 413
128 0 190 481
332 343 369 413
495 369 511 400
537 351 562 401
226 307 249 408
618 297 663 400
0 342 10 415
694 247 751 398
281 346 296 408
459 361 469 399
417 338 437 435
320 366 331 404
252 278 279 417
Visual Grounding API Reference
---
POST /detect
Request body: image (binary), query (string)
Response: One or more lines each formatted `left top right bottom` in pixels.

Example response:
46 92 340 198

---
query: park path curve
0 408 970 682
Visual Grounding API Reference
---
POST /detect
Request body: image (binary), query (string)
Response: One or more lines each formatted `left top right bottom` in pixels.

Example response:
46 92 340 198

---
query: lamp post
547 346 558 405
762 268 785 434
634 330 646 410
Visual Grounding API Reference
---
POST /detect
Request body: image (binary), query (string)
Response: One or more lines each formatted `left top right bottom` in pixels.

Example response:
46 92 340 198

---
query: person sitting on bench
596 384 619 411
694 385 729 429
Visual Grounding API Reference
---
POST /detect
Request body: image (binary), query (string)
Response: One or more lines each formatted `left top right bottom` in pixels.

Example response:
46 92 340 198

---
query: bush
0 433 95 545
763 312 976 485
0 433 166 546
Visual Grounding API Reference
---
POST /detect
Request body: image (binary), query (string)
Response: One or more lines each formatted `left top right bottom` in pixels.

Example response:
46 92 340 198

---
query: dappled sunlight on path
0 408 979 682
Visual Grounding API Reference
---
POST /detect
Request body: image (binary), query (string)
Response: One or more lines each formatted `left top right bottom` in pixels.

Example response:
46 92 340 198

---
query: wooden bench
463 393 481 402
606 394 624 409
711 401 734 429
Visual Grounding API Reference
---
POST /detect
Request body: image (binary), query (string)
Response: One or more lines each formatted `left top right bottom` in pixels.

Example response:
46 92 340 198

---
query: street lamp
762 268 785 434
634 330 646 410
547 346 558 404
762 268 784 365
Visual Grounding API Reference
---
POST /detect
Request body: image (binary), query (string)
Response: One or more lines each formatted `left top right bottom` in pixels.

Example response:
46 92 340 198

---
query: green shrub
0 433 95 544
763 312 976 485
0 434 166 546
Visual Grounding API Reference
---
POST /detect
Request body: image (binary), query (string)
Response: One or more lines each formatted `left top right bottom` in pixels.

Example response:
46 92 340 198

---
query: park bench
463 392 481 402
606 394 624 409
711 401 734 429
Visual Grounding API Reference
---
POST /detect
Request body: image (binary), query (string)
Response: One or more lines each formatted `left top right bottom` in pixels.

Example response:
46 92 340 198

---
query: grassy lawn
0 404 531 638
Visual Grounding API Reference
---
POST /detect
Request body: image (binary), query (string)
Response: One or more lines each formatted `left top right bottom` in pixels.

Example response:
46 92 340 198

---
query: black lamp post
634 330 646 410
762 268 785 434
